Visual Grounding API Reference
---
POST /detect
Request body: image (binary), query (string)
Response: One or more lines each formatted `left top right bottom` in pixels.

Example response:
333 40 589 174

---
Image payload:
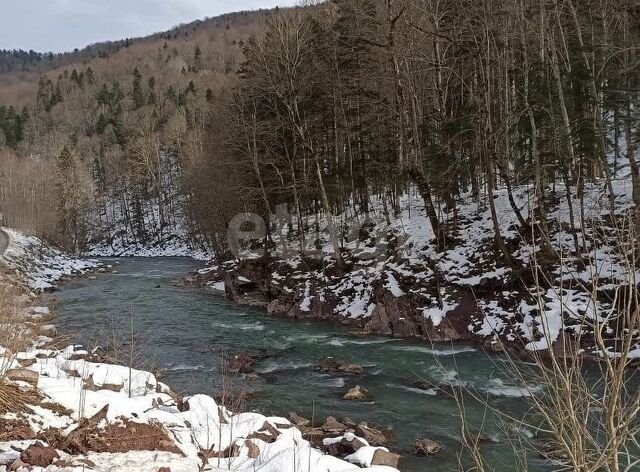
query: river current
53 257 550 472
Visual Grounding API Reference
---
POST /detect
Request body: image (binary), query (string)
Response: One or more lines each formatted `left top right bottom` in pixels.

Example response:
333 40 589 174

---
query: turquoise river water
53 257 552 472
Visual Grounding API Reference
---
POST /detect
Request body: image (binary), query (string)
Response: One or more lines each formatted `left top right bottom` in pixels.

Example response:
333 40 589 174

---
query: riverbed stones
343 385 370 401
322 416 347 434
371 449 401 468
326 440 350 457
289 412 310 427
227 350 276 374
355 423 389 446
227 351 255 374
326 434 368 457
484 338 505 353
414 438 443 455
40 324 57 336
320 357 363 375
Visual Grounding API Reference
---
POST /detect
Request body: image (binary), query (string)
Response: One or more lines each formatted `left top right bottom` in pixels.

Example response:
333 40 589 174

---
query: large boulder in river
343 385 371 401
227 352 255 374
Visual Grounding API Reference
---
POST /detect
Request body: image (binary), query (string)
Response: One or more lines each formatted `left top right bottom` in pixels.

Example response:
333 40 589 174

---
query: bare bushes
0 272 40 414
0 149 57 240
455 216 640 471
0 273 34 376
517 223 640 472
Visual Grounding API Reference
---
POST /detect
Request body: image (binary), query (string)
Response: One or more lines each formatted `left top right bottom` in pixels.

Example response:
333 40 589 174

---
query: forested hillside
0 8 274 250
1 4 640 470
0 0 638 261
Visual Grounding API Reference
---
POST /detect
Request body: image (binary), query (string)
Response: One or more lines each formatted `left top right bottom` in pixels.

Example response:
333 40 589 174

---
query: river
52 257 551 472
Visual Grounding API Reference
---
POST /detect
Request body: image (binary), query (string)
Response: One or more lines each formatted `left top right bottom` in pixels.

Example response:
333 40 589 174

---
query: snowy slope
86 173 212 260
0 341 397 472
201 178 640 360
0 228 97 291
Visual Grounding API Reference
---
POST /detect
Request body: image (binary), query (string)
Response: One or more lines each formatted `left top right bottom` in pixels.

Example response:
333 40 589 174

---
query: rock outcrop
191 257 483 346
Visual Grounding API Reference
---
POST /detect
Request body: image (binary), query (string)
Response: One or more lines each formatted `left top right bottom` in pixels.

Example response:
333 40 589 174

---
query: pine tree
50 82 64 110
95 113 109 135
131 68 145 109
194 44 202 72
36 76 53 112
96 84 110 105
85 67 95 84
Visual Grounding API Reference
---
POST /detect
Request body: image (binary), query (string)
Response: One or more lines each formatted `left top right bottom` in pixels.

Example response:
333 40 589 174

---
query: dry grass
0 382 41 415
0 271 36 376
0 270 44 415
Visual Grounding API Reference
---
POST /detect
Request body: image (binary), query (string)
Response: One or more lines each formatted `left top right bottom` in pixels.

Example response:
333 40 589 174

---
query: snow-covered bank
88 234 210 260
0 341 399 471
189 180 640 361
0 230 401 472
87 188 212 261
0 228 97 292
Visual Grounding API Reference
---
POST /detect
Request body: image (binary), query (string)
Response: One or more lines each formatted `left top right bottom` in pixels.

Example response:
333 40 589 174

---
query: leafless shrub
446 214 640 472
0 273 34 376
0 149 57 240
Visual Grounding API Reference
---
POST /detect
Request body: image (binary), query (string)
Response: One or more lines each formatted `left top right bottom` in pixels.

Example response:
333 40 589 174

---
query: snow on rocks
187 179 640 360
0 343 400 472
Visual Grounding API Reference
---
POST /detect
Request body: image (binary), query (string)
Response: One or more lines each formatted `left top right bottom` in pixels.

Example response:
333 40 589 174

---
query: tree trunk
409 169 445 252
316 161 346 271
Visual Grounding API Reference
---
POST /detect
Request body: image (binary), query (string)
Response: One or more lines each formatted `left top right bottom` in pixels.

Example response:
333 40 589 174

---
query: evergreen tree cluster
0 105 28 148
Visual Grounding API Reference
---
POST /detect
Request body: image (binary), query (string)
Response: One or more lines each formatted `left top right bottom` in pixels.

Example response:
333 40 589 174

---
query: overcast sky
1 0 297 53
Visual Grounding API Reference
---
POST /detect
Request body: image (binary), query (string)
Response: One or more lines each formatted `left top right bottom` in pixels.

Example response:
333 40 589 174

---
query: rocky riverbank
184 256 482 345
0 229 404 472
182 183 640 363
